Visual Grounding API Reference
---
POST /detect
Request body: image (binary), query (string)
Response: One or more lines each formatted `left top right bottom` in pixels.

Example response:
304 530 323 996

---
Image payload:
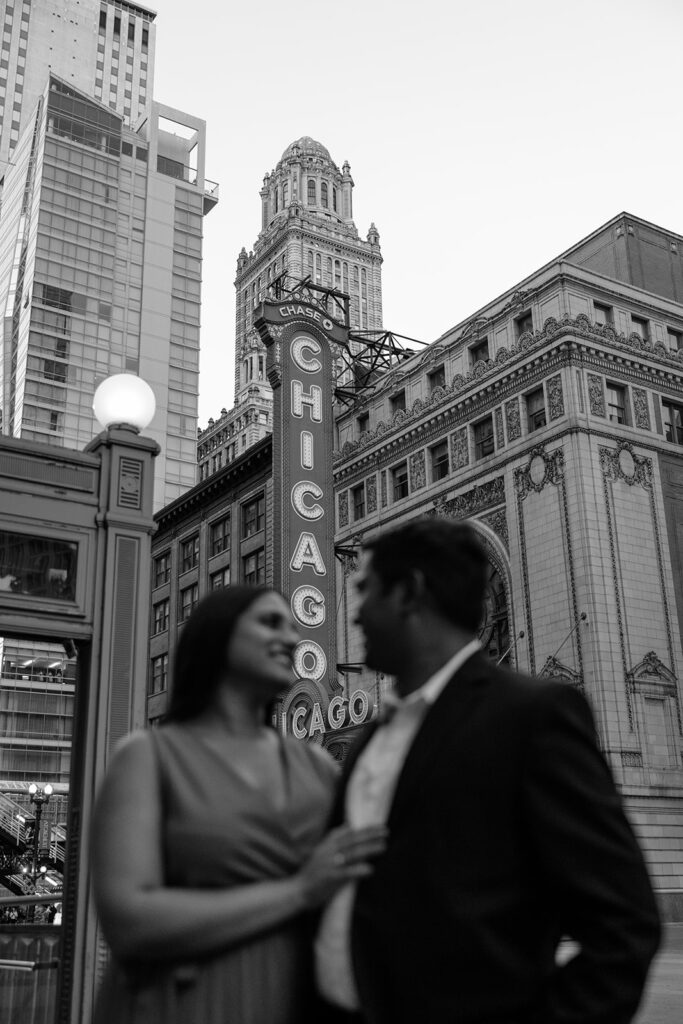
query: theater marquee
256 297 359 738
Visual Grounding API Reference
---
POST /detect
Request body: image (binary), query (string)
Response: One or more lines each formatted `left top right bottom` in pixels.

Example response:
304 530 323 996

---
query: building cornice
155 436 272 529
334 314 683 470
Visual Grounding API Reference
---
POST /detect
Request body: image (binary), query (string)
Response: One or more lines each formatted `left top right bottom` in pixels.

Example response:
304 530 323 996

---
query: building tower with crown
197 136 383 480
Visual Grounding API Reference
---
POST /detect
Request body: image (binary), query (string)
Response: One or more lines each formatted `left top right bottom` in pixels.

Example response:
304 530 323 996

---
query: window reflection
0 531 77 601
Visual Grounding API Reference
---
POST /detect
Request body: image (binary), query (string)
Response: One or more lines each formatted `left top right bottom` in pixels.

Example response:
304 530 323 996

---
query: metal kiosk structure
0 423 158 1024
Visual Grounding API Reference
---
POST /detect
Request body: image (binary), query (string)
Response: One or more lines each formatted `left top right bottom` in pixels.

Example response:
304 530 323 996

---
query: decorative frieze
338 490 349 528
632 387 651 430
587 373 605 417
514 445 564 499
366 474 377 514
482 507 509 550
450 427 469 470
547 374 564 421
433 476 505 521
409 450 426 491
539 656 582 689
494 407 505 449
505 398 521 442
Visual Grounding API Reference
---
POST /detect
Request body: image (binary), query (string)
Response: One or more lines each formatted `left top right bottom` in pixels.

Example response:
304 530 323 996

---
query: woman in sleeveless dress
90 586 386 1024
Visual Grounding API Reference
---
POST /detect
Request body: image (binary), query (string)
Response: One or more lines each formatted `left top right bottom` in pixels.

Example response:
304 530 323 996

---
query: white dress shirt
315 640 482 1009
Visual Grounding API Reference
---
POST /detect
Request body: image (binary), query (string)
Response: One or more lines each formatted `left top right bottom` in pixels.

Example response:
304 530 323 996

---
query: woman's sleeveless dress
93 725 337 1024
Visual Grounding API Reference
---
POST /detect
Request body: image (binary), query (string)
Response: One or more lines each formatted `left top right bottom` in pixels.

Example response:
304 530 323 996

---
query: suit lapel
387 650 491 829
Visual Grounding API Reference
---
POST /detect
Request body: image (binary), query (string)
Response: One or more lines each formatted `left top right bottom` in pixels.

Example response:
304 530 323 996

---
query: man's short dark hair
364 517 488 632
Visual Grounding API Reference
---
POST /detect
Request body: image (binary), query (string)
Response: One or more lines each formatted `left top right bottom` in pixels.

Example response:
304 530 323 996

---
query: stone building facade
333 212 683 917
197 136 383 481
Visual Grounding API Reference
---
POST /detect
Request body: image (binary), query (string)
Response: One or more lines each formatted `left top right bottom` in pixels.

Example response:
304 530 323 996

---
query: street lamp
26 783 53 920
92 373 156 433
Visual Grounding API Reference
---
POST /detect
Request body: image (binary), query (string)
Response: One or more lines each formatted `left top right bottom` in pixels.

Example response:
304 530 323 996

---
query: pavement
634 924 683 1023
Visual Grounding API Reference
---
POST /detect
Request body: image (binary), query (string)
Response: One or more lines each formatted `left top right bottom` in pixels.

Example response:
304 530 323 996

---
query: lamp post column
61 421 159 1024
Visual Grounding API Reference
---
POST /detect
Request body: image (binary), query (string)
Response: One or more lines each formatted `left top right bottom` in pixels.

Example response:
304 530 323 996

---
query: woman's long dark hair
165 586 270 723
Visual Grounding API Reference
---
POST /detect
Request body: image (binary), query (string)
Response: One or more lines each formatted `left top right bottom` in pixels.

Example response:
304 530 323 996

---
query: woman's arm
90 732 385 962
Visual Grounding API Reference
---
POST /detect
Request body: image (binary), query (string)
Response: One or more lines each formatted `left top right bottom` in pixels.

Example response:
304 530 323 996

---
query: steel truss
266 275 427 406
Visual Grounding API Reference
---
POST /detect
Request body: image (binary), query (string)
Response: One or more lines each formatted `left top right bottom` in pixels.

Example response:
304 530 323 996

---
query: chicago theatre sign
255 297 371 741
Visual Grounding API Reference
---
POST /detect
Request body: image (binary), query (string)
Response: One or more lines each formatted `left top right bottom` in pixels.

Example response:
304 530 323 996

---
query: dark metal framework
267 274 428 406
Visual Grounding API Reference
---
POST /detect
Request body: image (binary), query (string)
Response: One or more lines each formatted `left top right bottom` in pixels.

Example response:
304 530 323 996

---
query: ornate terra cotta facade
197 136 383 482
333 212 683 918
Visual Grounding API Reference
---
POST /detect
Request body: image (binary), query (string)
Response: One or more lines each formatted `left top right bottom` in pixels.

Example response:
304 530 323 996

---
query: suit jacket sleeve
524 684 660 1024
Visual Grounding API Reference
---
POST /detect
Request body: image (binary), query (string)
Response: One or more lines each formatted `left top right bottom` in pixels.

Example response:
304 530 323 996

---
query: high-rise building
0 1 216 820
0 0 156 179
0 4 218 508
197 136 382 479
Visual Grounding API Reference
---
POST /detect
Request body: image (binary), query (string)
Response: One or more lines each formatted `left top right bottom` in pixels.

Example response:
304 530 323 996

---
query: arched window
274 189 279 213
326 257 332 286
307 250 314 279
321 181 328 207
478 562 510 663
343 262 348 293
315 253 322 284
332 187 337 212
308 178 316 205
334 259 341 289
282 182 288 205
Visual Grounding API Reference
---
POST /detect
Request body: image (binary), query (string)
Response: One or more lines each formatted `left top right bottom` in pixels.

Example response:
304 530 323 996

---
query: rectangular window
474 416 495 459
152 598 169 635
594 302 613 326
526 387 547 431
149 653 168 695
128 21 135 42
427 364 446 391
99 10 107 31
391 462 409 501
242 494 265 538
243 548 265 585
390 390 406 415
154 552 170 587
469 338 489 365
631 316 650 342
209 515 231 557
180 535 199 572
606 383 628 424
142 27 149 51
667 328 682 352
430 440 450 481
179 583 199 621
210 566 231 589
352 484 365 520
113 15 121 36
356 412 369 436
515 312 533 337
662 401 683 445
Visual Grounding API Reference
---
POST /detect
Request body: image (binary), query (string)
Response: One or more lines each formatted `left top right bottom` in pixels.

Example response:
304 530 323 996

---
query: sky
151 0 683 428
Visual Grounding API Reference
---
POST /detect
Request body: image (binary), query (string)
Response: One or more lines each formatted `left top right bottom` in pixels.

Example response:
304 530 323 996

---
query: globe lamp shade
93 374 156 432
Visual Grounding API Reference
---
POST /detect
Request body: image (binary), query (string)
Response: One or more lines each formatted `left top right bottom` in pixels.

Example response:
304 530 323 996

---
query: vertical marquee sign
255 297 348 737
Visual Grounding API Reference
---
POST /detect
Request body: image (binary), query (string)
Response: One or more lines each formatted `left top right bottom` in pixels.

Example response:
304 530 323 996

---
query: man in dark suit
315 517 660 1024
